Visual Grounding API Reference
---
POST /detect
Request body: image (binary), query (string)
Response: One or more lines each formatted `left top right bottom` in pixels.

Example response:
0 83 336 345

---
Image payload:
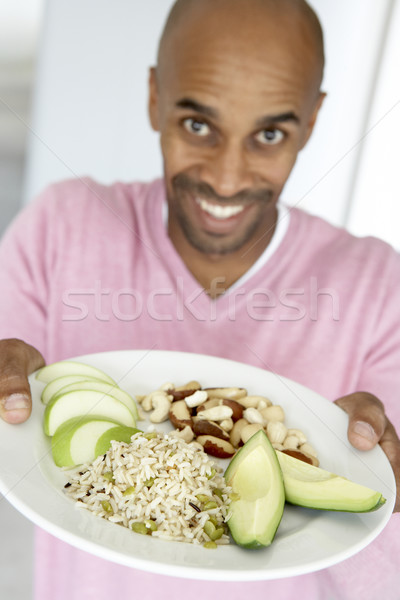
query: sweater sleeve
0 188 56 360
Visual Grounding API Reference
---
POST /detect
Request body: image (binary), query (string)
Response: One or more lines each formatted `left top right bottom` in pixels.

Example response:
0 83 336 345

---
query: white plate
0 350 396 581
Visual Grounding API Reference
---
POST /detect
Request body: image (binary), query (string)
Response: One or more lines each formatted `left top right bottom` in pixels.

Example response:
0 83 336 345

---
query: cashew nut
282 434 300 450
299 442 318 458
184 390 208 408
171 425 195 443
146 391 173 423
271 442 284 451
287 428 308 445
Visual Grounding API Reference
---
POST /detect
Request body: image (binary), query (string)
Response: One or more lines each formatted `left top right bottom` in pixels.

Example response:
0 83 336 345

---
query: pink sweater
1 178 400 599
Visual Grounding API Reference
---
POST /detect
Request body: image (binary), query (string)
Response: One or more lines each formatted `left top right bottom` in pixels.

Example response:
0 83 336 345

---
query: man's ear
300 91 326 149
148 67 160 131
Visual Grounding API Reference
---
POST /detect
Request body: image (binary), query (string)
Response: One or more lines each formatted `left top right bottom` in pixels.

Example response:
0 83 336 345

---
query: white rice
64 431 232 545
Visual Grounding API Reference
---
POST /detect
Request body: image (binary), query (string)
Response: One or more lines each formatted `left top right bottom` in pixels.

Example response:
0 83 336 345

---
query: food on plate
224 430 285 548
48 379 139 421
276 451 386 512
137 381 319 465
51 416 140 467
38 360 140 465
63 431 231 546
36 360 116 385
43 389 137 436
41 374 105 405
36 362 386 551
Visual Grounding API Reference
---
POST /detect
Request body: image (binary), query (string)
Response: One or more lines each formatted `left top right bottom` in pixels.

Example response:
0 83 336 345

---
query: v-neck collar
148 180 294 308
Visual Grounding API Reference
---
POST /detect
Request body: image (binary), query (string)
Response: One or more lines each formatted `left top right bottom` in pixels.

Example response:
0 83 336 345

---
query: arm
335 392 400 512
0 191 55 424
332 245 400 512
0 339 45 424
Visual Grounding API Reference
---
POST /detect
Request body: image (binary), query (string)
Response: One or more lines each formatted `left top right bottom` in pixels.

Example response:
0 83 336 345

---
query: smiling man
152 0 325 291
1 1 400 600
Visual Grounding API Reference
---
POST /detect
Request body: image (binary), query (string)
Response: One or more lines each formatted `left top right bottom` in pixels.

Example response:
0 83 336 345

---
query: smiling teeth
197 198 245 220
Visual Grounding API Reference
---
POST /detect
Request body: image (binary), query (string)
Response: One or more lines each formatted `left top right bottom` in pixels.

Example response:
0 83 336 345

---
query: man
1 0 400 598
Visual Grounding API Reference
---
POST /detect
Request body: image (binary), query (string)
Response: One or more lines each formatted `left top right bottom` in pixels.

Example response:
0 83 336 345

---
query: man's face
150 10 323 258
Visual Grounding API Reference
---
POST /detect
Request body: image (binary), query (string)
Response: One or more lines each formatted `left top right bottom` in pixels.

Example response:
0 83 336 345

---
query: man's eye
183 118 210 137
255 128 285 145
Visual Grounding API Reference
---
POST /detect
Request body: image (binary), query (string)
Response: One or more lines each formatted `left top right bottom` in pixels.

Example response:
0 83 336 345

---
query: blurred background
0 2 43 599
0 1 399 598
0 0 43 235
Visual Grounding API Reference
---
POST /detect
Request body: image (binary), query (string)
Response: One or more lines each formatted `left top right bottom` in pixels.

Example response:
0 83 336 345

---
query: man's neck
169 219 277 299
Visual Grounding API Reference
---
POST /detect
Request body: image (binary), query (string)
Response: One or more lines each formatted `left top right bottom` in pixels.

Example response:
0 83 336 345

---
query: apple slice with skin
53 380 139 422
276 450 385 512
36 360 116 385
51 416 140 467
43 390 136 436
41 375 106 405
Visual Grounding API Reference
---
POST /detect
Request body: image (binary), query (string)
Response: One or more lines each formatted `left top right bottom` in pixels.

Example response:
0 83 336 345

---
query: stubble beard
169 173 275 256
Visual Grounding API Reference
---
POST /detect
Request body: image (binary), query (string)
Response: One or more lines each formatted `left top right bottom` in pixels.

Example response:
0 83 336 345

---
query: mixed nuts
137 382 319 466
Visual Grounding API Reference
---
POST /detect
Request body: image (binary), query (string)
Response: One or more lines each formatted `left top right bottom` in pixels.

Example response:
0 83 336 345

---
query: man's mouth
195 197 245 220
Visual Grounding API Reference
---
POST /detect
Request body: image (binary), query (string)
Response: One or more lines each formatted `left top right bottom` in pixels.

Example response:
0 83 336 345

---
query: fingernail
353 421 376 442
4 393 30 411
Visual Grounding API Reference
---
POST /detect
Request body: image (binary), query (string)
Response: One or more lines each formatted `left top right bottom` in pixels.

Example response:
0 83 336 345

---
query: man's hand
0 339 45 424
335 392 400 512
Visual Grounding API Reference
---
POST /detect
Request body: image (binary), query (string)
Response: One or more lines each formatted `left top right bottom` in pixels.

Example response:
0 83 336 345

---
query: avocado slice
276 451 386 512
224 430 285 548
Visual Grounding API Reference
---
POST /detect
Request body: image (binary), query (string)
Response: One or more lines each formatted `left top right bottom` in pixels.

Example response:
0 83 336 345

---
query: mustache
172 173 273 205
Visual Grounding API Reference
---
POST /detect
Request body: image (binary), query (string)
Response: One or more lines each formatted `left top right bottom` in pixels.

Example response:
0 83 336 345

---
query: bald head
157 0 324 94
148 0 327 266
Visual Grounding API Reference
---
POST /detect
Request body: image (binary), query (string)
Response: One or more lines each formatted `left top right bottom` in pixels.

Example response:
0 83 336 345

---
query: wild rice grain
64 431 231 545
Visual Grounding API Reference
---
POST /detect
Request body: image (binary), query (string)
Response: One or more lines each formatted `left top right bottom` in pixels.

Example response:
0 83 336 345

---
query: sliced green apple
41 374 105 405
224 430 285 548
43 389 136 436
36 360 116 385
53 380 139 422
51 416 140 467
276 451 386 512
95 424 140 456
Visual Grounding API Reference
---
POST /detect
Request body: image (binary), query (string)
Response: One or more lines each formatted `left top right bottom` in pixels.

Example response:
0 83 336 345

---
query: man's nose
201 142 252 198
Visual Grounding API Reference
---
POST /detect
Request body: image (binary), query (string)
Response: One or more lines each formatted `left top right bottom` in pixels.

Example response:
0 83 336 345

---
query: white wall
284 0 393 227
347 0 400 249
0 0 44 60
23 0 399 245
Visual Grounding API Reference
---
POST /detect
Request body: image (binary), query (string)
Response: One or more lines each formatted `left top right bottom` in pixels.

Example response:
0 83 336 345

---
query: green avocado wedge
276 451 386 512
224 430 285 548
